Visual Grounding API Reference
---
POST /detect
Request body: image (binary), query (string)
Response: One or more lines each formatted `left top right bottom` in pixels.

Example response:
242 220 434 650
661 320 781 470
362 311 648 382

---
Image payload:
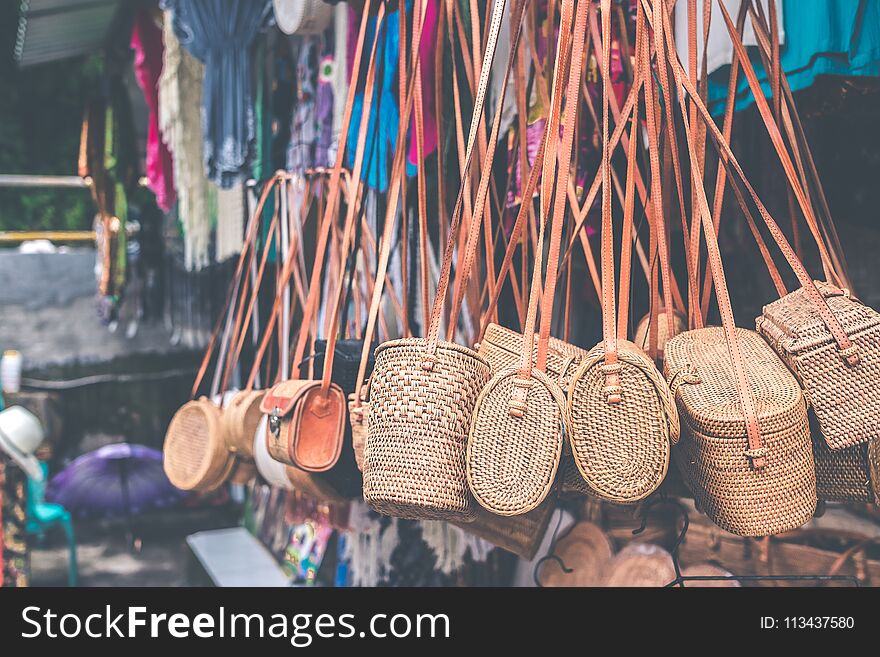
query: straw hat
602 543 677 587
680 563 740 587
0 406 45 481
538 521 615 587
273 0 333 35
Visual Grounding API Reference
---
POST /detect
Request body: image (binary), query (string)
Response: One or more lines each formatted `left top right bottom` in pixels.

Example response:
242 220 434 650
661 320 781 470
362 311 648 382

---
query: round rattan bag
363 338 491 522
163 398 234 492
222 389 266 461
466 367 566 516
566 340 679 503
634 308 687 361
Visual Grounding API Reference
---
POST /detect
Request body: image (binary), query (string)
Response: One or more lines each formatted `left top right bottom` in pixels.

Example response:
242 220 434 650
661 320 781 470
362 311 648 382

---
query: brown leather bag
261 379 346 471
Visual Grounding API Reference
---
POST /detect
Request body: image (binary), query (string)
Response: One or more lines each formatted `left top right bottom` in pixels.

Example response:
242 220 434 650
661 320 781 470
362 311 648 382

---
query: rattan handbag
665 328 816 536
363 0 516 521
652 2 816 536
163 397 235 492
456 495 558 560
566 4 676 505
812 432 875 504
757 283 880 451
163 177 280 492
466 0 584 517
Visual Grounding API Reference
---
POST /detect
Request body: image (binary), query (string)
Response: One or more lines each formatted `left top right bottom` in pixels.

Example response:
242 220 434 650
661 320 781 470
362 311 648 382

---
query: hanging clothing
406 0 440 173
215 182 246 263
287 37 320 172
674 0 786 80
704 0 880 116
162 0 272 188
346 4 401 192
158 10 211 271
131 10 176 212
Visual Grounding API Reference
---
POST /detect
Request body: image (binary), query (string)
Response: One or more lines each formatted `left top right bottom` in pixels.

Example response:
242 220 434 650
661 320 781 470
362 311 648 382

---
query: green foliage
0 1 105 232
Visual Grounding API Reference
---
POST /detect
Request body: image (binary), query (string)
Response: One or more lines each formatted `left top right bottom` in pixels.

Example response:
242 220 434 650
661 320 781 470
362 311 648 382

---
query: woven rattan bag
812 434 875 505
222 389 265 460
466 2 586 517
566 6 677 505
665 327 816 536
757 282 880 451
363 0 519 521
163 398 235 492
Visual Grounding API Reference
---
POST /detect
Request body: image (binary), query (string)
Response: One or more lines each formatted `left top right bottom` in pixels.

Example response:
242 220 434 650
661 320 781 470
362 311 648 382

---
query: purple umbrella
46 443 187 519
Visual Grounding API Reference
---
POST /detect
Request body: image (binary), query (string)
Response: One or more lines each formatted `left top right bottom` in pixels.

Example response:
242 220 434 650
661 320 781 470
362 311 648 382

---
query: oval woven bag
567 340 678 503
467 367 567 515
565 7 676 506
665 327 817 537
163 398 233 492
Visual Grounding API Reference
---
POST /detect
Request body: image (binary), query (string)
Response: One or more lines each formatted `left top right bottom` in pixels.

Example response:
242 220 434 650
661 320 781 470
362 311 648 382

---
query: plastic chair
25 462 78 587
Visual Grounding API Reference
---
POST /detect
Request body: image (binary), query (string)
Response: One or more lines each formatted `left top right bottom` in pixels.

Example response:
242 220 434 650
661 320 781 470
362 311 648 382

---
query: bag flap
290 383 347 472
260 379 321 417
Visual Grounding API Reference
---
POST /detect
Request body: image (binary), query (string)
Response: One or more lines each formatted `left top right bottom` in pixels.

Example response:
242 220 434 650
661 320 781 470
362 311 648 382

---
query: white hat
0 406 45 481
273 0 333 35
253 415 294 490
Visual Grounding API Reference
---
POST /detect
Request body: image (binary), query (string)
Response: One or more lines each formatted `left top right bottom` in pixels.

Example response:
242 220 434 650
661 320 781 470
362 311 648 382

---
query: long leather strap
422 0 511 368
646 0 766 469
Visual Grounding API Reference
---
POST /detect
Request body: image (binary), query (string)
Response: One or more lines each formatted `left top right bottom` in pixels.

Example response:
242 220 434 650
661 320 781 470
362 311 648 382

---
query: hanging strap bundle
362 0 514 521
564 0 678 504
649 0 816 536
466 0 581 517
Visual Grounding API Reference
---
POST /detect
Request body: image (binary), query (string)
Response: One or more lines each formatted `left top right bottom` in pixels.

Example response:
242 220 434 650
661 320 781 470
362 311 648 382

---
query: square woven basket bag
757 281 880 451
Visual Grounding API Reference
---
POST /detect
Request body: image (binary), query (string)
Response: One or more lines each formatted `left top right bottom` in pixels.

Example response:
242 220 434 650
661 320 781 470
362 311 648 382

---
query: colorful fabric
158 10 211 270
131 10 176 212
707 0 880 116
163 0 272 188
1 459 29 587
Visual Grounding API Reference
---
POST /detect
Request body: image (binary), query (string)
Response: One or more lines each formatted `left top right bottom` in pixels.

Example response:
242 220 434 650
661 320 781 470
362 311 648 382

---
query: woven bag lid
664 327 805 438
253 415 295 490
680 563 740 587
163 399 230 491
602 543 676 587
759 282 880 354
538 522 615 587
273 0 333 35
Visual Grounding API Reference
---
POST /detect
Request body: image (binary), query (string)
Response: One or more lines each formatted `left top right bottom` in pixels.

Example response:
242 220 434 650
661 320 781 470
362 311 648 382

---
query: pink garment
407 0 439 167
131 11 175 212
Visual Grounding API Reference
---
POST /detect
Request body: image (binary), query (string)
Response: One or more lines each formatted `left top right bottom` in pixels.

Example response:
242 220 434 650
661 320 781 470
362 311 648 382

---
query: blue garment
708 0 880 116
163 0 272 188
346 6 402 192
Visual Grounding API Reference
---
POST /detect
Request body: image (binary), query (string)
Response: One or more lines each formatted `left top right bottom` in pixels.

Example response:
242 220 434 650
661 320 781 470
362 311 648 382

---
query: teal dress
708 0 880 116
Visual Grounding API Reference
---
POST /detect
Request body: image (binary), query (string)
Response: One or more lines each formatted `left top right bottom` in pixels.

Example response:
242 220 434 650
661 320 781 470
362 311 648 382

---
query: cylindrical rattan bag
163 398 233 492
867 437 880 503
363 0 519 522
634 308 687 363
812 419 875 504
222 389 266 460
